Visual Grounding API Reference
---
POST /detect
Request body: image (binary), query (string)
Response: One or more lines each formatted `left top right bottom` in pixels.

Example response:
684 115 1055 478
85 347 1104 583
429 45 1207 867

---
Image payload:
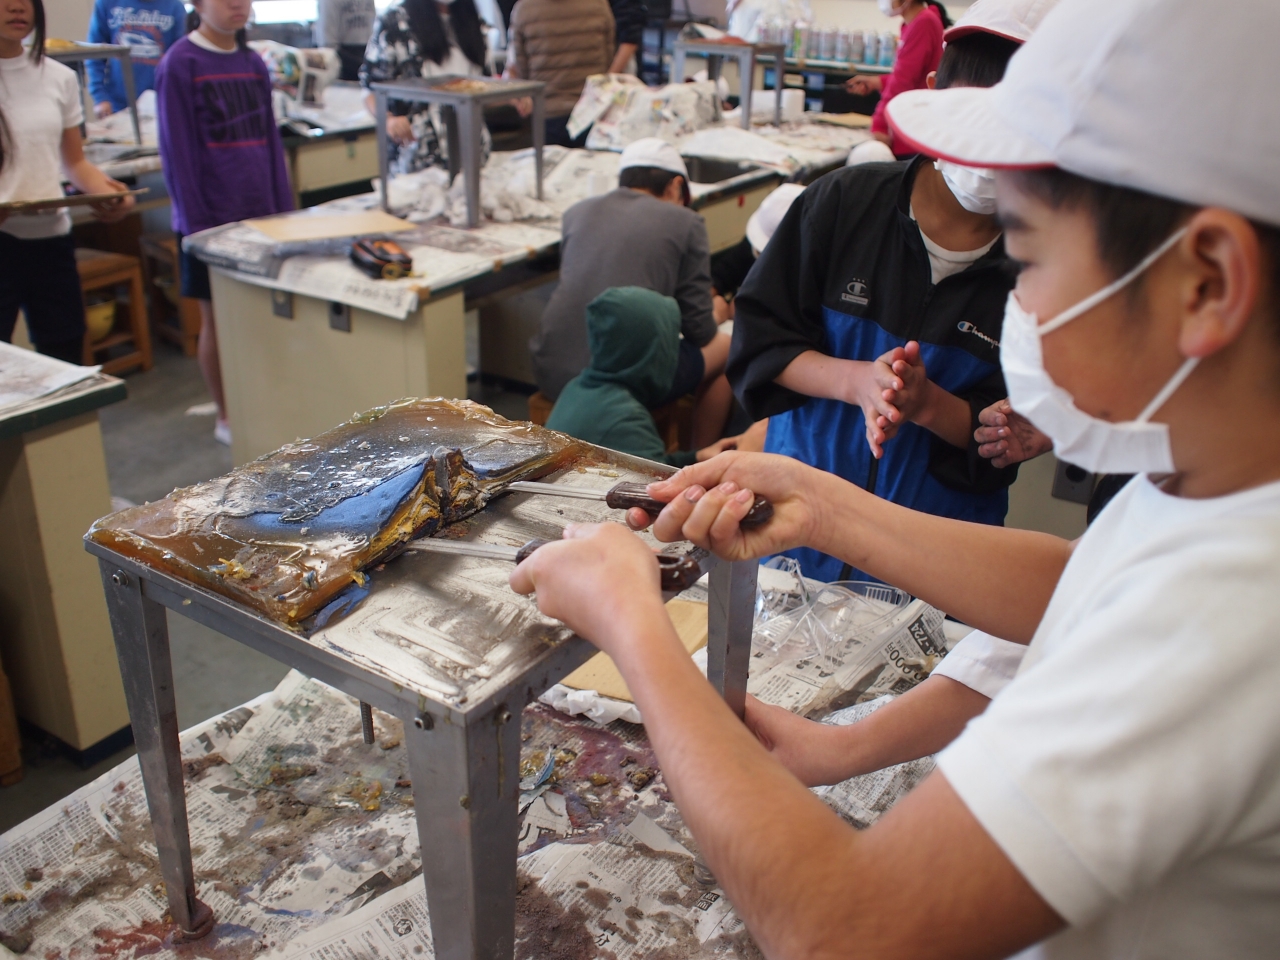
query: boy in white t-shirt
503 0 1280 957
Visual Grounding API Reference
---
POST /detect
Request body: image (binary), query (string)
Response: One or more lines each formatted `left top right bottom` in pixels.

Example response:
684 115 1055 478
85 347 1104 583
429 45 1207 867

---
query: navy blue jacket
728 158 1017 582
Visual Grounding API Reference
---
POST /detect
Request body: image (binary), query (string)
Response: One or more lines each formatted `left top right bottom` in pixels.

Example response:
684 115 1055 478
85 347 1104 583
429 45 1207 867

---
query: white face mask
878 0 906 16
1000 227 1198 474
935 159 998 215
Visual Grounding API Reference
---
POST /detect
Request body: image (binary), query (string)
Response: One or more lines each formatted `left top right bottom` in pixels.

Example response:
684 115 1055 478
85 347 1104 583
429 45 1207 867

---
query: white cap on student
943 0 1058 44
746 183 805 255
618 138 689 179
887 0 1280 226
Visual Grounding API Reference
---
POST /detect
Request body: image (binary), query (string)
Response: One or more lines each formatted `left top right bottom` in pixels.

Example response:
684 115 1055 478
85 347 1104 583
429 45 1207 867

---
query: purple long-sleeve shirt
155 36 293 235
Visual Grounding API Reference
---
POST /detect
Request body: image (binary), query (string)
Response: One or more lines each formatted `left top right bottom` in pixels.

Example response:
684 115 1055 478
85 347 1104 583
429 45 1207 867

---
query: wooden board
248 210 415 243
811 111 874 128
0 188 147 213
560 599 708 703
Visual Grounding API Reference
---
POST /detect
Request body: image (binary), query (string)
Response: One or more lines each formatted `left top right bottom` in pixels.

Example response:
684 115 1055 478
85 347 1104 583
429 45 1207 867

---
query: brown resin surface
87 399 583 624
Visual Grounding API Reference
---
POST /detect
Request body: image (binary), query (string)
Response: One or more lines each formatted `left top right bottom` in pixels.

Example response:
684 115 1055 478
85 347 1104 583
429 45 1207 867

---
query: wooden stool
140 233 202 356
76 248 153 374
529 391 693 452
527 391 554 425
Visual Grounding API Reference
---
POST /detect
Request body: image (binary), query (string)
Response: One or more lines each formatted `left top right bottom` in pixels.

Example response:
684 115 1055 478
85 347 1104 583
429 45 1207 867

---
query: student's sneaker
214 420 232 446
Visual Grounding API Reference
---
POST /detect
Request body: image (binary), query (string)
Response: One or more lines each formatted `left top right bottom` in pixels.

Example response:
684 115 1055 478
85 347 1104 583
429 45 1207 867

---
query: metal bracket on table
272 290 294 319
328 300 351 332
672 40 787 129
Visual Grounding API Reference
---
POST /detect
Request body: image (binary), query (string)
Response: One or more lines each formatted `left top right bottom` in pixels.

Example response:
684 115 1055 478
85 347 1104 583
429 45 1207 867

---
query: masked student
0 0 135 363
846 0 950 155
509 1 1280 955
156 0 293 445
727 0 1052 582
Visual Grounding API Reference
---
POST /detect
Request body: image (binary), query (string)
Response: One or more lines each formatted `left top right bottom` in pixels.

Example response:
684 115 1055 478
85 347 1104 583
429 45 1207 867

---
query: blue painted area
246 463 426 538
765 306 1007 582
309 583 372 631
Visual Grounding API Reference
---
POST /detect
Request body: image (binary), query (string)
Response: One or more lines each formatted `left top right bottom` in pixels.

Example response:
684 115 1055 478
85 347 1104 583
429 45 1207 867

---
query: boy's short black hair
619 166 690 206
935 31 1021 89
1010 168 1280 329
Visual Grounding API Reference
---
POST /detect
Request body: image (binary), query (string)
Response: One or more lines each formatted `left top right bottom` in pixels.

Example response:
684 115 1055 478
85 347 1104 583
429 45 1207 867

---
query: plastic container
879 30 897 66
863 29 880 66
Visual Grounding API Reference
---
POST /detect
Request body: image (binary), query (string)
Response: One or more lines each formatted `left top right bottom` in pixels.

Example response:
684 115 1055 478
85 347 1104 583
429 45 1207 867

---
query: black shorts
177 234 212 300
0 230 85 348
657 338 706 407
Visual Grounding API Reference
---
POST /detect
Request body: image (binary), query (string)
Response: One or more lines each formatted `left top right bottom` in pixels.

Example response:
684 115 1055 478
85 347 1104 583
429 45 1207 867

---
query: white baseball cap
746 183 805 254
887 0 1280 227
943 0 1058 44
618 138 689 179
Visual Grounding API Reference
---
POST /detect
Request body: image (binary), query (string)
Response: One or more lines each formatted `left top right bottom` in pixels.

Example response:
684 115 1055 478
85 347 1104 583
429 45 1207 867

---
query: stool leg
404 701 522 960
98 561 214 940
130 268 152 371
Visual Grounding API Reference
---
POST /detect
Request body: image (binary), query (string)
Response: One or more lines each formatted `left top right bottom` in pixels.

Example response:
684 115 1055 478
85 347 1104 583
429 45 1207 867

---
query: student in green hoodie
547 286 751 467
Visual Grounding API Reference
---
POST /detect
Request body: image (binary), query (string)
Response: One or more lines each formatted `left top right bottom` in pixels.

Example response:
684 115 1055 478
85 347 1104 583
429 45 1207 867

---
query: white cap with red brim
887 0 1280 227
943 0 1059 44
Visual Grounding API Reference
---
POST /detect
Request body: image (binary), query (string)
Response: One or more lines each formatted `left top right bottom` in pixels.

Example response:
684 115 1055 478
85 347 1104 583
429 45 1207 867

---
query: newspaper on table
0 342 101 419
810 697 938 830
577 76 722 150
0 673 422 960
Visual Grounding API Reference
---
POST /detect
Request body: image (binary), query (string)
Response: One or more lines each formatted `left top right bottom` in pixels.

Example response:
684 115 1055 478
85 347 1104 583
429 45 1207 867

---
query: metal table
672 40 786 129
370 76 547 228
85 448 755 959
49 42 142 145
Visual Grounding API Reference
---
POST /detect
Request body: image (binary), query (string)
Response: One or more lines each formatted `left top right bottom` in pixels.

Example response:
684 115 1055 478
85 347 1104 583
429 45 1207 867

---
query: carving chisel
505 481 774 528
405 537 703 592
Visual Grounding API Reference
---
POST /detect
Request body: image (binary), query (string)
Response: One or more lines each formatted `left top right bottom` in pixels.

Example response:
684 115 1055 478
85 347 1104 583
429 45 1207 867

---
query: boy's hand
842 358 903 459
880 341 932 424
693 419 769 462
94 101 115 120
743 696 847 787
975 400 1053 468
509 524 667 658
629 452 827 563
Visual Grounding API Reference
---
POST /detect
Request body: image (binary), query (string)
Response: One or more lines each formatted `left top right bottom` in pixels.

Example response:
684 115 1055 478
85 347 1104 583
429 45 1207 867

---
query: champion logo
840 279 869 307
957 320 1000 349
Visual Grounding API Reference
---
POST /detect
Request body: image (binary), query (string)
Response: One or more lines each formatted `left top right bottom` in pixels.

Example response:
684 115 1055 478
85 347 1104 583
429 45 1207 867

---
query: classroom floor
0 344 533 834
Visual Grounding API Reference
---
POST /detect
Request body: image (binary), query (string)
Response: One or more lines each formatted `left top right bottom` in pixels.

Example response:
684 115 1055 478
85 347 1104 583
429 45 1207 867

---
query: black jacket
728 158 1017 580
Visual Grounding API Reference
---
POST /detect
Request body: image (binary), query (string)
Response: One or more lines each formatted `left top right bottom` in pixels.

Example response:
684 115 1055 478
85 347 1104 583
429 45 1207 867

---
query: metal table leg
98 560 214 940
375 91 390 213
707 559 757 719
458 101 484 229
531 92 545 201
119 53 142 146
404 700 523 960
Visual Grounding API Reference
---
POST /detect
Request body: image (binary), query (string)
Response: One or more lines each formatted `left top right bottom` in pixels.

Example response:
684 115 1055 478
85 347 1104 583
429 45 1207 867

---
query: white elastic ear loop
1037 227 1190 337
1136 356 1199 423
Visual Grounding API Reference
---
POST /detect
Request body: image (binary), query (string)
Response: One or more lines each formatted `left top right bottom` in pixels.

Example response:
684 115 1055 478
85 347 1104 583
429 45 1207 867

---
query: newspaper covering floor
1 594 954 960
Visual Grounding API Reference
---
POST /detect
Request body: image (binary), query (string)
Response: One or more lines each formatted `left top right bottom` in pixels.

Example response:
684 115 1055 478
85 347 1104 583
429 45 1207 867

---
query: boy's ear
1176 209 1264 361
926 71 937 90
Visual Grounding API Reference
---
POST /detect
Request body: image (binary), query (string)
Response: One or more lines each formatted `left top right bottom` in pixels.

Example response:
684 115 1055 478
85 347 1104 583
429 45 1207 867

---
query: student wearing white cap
725 13 1037 584
531 138 733 446
709 182 805 325
508 0 1280 956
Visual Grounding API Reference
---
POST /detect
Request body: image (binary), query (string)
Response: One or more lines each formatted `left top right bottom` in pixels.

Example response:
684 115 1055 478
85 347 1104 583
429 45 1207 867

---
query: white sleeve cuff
931 630 1029 699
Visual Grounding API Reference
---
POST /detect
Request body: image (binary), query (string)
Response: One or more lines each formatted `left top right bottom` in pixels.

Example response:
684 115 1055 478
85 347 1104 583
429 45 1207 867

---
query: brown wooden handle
515 538 554 565
605 482 774 529
656 554 702 592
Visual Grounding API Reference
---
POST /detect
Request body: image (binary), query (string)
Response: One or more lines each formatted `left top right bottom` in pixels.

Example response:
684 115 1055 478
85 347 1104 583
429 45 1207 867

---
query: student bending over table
508 1 1280 956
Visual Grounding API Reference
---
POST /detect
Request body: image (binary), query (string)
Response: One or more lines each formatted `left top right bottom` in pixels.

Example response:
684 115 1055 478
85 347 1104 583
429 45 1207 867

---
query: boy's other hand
743 696 846 787
975 400 1054 468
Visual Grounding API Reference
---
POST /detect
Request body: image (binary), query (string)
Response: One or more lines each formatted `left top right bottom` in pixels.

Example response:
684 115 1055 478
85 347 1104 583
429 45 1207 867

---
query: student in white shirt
0 0 134 363
504 0 1280 956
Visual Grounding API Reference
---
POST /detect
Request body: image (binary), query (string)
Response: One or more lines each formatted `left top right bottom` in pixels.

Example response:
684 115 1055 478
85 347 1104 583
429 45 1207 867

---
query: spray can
834 29 850 63
848 29 864 64
863 30 879 66
879 31 897 66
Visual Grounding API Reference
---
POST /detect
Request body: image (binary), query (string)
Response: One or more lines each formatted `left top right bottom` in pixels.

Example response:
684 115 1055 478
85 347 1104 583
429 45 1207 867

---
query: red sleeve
871 5 944 135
